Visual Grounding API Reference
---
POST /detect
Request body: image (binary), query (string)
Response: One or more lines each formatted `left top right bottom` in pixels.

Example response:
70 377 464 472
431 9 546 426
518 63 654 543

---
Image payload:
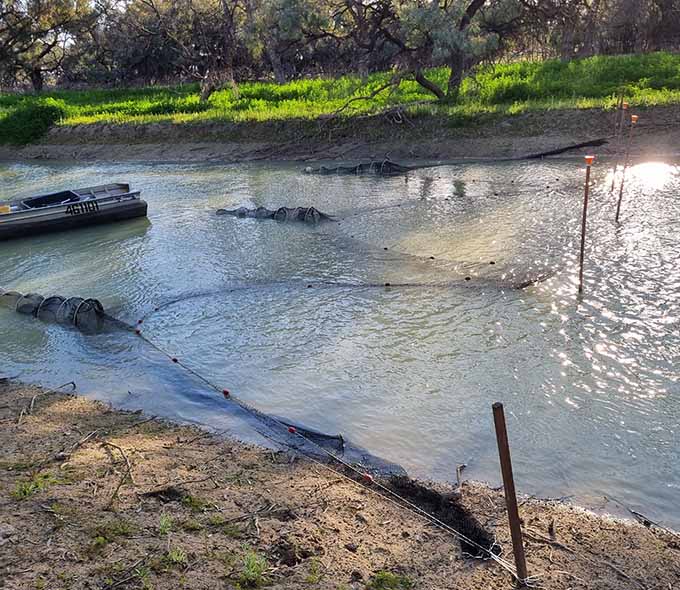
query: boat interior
19 184 132 210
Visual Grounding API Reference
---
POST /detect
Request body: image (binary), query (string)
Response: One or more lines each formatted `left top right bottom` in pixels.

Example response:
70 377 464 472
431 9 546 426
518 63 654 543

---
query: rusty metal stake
609 101 628 193
615 114 639 223
492 402 528 586
579 155 595 295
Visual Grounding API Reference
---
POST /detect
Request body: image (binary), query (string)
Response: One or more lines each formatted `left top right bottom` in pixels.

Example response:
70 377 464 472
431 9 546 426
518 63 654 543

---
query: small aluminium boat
0 183 147 241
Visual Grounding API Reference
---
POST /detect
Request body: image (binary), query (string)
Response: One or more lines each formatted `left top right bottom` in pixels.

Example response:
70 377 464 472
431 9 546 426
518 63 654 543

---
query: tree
0 0 95 91
324 0 521 101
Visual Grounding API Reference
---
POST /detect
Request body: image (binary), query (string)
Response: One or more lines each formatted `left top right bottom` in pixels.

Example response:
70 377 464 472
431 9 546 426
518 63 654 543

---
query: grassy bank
2 382 679 590
1 52 680 145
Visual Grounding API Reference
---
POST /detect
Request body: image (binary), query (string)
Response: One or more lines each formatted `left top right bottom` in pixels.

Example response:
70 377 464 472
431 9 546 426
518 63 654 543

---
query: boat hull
0 199 148 241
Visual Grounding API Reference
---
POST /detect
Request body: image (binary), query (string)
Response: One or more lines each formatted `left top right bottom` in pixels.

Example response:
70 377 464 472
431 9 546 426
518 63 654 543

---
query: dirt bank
1 105 679 165
1 381 678 589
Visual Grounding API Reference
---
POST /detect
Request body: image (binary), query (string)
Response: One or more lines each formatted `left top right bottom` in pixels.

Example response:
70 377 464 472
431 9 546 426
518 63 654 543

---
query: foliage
11 472 59 499
1 51 679 146
0 0 96 91
164 547 188 567
93 518 138 541
1 0 679 99
465 51 680 103
238 550 269 588
181 493 211 512
0 98 67 145
159 514 173 535
365 571 413 590
304 558 323 584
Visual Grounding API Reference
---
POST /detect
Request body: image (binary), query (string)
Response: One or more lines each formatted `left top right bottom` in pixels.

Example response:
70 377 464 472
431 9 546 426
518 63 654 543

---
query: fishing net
305 159 413 176
217 206 331 223
0 289 106 333
273 207 328 223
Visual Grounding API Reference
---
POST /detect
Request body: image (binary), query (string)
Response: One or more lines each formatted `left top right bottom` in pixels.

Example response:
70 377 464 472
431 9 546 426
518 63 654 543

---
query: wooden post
492 402 528 585
615 114 639 223
609 101 628 193
612 91 624 137
579 155 595 295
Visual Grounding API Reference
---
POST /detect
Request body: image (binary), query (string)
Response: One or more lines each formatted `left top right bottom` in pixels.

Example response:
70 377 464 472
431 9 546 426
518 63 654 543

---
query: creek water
1 158 678 527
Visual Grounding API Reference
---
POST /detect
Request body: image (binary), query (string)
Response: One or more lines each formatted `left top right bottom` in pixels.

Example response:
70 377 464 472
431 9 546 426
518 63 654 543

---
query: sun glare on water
626 161 677 191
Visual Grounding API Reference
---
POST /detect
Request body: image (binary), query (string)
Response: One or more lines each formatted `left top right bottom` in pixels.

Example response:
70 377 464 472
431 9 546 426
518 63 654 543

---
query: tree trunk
30 68 44 92
446 51 465 99
200 76 216 103
560 24 575 60
265 43 286 84
413 69 446 101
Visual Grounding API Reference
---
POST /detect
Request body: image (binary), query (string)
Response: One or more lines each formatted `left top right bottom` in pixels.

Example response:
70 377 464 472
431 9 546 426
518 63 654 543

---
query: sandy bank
0 105 679 165
1 381 678 589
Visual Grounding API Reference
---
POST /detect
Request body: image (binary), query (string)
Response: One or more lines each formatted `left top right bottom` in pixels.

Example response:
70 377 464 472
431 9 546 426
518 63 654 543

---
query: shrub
0 98 67 145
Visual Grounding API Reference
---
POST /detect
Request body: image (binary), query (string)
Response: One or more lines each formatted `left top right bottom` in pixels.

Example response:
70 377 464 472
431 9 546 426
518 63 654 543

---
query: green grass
159 514 173 535
87 517 138 554
237 550 269 588
365 571 413 590
1 51 680 145
181 493 211 513
11 472 59 499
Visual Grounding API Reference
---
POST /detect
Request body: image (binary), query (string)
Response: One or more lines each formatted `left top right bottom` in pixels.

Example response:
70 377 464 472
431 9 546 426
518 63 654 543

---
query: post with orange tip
615 114 638 223
492 402 528 586
579 155 595 295
610 101 629 193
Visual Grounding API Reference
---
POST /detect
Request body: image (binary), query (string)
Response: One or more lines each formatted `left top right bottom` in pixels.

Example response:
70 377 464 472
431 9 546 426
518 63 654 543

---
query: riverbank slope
1 104 679 165
1 382 678 589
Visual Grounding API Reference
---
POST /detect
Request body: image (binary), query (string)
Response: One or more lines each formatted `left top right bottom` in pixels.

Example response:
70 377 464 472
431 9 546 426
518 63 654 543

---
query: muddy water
1 158 678 527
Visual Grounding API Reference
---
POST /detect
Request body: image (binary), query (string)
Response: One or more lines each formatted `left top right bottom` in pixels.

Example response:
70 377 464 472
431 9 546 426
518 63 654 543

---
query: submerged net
216 206 331 223
0 289 106 333
305 159 414 176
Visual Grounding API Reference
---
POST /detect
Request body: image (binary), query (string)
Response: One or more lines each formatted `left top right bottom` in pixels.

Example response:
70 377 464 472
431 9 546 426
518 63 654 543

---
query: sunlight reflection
627 162 677 191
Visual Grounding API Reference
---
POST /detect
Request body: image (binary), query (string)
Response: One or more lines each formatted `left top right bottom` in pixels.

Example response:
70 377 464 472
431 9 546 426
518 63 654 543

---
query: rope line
123 317 522 582
135 270 550 324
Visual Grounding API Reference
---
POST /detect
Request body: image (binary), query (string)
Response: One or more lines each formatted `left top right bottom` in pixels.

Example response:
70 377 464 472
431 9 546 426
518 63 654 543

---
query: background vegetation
1 1 679 145
2 51 679 144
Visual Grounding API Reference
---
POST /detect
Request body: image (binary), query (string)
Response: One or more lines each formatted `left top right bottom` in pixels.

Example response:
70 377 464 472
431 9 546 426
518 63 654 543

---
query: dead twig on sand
55 429 103 462
141 475 219 497
16 382 76 425
101 441 136 509
105 555 149 589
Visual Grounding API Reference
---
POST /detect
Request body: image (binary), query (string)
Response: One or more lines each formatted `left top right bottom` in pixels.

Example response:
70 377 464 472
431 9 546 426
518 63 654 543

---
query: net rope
123 318 522 581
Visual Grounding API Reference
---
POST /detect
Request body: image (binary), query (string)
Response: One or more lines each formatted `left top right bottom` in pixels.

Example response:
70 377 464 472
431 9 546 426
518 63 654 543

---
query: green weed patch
1 52 679 144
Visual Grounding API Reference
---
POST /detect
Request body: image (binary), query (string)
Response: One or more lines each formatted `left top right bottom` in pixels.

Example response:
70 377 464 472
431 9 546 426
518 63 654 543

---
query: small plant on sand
237 550 269 588
365 571 413 590
181 494 210 512
88 518 137 553
159 514 173 535
179 518 204 532
11 472 58 499
90 536 108 553
94 518 137 540
132 565 153 589
165 547 188 567
305 557 323 584
208 514 243 538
